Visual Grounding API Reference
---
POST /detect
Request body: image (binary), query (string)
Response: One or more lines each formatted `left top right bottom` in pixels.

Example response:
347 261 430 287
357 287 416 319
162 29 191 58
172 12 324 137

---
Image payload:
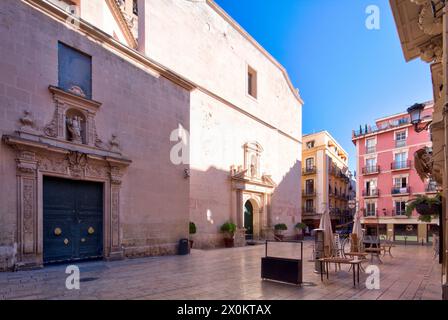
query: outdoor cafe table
319 258 363 287
344 252 368 272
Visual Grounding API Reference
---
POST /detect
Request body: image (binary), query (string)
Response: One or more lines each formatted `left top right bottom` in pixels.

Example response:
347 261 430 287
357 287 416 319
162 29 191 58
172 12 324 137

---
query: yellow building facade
302 131 353 231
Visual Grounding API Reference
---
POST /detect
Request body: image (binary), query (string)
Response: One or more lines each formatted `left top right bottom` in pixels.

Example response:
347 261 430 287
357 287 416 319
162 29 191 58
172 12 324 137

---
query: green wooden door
43 177 103 264
244 201 254 240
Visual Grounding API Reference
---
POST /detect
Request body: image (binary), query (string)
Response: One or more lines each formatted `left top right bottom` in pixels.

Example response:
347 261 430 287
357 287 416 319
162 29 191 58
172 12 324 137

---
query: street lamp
407 103 432 133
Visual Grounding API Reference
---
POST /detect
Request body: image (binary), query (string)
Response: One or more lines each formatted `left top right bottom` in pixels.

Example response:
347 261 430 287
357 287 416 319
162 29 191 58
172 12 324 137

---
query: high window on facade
305 179 314 194
393 152 408 169
395 130 407 148
366 138 376 154
305 158 314 170
366 202 376 216
305 199 314 212
247 66 258 99
393 176 409 194
58 42 92 99
394 201 407 216
306 141 315 149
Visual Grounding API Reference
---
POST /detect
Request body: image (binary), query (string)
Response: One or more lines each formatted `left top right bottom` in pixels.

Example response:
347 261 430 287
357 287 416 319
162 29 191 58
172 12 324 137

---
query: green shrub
220 222 237 235
189 222 197 235
274 223 288 231
295 222 307 230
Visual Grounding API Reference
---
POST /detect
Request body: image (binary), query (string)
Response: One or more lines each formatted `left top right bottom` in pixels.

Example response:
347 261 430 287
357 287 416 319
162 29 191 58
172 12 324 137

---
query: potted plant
295 222 307 240
220 221 237 248
274 223 288 241
189 222 197 249
406 194 441 222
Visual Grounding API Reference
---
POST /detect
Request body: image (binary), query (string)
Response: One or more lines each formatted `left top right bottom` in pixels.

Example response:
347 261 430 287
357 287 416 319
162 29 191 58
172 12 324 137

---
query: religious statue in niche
66 115 84 144
250 154 258 178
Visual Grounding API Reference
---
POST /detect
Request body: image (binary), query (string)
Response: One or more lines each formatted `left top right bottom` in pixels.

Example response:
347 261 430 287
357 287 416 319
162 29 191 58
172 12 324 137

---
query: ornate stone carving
111 187 120 248
67 85 86 98
417 2 443 36
22 178 36 254
109 134 121 153
67 151 88 178
19 111 37 133
44 109 58 138
243 142 263 179
110 166 123 185
419 37 443 63
45 86 102 147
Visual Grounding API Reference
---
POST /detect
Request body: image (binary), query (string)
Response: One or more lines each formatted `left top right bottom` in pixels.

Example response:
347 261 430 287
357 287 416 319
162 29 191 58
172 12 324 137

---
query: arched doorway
244 200 254 240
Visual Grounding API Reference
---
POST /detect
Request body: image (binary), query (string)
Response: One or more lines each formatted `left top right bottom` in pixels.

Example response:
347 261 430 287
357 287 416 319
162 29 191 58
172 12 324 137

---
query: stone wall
142 0 303 247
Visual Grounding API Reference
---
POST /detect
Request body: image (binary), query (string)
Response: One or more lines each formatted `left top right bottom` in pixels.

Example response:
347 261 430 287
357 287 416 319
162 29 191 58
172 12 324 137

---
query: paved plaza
0 241 442 300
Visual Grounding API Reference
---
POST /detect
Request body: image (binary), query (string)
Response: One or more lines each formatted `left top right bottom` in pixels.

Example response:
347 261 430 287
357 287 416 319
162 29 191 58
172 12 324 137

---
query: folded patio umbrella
352 212 363 239
319 210 334 257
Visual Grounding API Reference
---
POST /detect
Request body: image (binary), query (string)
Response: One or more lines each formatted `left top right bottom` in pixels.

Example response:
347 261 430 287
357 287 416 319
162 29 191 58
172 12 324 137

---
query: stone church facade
0 0 302 270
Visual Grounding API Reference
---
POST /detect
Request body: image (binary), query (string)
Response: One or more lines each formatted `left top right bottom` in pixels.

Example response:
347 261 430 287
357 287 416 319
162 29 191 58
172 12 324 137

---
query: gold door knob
88 227 95 235
63 238 69 245
54 228 62 236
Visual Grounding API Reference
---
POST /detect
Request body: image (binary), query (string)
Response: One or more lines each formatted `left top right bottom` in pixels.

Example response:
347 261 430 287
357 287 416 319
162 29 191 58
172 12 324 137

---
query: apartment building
352 103 438 243
302 131 352 230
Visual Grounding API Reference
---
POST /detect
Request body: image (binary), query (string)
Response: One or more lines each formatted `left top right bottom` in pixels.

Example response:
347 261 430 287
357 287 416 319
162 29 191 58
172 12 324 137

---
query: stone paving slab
0 241 442 300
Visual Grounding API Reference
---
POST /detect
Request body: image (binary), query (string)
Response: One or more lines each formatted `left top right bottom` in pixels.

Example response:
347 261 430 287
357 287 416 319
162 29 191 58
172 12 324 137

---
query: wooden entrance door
43 176 103 264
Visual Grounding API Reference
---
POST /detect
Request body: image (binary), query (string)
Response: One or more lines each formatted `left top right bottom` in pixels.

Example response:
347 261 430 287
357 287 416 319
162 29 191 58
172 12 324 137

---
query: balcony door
365 180 376 196
305 179 314 194
305 158 314 170
394 152 407 169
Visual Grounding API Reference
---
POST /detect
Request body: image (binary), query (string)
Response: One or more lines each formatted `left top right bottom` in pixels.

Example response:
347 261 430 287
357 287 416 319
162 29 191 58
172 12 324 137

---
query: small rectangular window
395 131 407 147
247 66 257 99
58 42 92 99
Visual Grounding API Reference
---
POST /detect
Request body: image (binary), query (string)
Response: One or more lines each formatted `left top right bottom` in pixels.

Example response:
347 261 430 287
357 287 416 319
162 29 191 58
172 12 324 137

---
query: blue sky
215 0 433 172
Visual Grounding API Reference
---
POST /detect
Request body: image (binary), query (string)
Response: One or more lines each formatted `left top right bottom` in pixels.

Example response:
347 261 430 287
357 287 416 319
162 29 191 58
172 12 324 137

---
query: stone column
16 150 40 268
418 224 428 244
108 166 124 260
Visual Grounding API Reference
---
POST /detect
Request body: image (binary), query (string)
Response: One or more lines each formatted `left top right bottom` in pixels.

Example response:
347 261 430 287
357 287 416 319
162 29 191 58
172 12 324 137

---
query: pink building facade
352 103 438 243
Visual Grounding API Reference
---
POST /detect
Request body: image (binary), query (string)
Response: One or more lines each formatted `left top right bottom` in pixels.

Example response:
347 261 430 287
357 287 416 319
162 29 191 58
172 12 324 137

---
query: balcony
391 209 407 217
391 160 411 171
362 189 380 198
302 189 316 197
391 186 411 196
353 118 410 138
302 207 316 215
302 166 317 175
362 165 380 175
364 209 378 218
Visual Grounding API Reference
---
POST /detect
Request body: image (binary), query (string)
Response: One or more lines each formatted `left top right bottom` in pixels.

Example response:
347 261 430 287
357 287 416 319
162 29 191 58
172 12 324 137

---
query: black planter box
261 241 303 285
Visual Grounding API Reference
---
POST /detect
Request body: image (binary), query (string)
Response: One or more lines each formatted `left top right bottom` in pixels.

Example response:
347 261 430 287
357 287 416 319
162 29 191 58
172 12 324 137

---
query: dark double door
43 177 103 264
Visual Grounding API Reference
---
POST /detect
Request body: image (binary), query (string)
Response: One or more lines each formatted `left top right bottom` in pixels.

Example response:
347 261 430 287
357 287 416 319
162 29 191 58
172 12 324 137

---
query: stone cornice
23 0 196 92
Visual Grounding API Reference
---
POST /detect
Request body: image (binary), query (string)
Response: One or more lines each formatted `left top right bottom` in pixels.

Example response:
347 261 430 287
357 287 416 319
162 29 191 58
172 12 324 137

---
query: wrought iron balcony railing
302 166 317 175
391 186 411 196
391 160 411 171
362 189 380 198
302 189 316 197
364 209 378 217
362 165 380 175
